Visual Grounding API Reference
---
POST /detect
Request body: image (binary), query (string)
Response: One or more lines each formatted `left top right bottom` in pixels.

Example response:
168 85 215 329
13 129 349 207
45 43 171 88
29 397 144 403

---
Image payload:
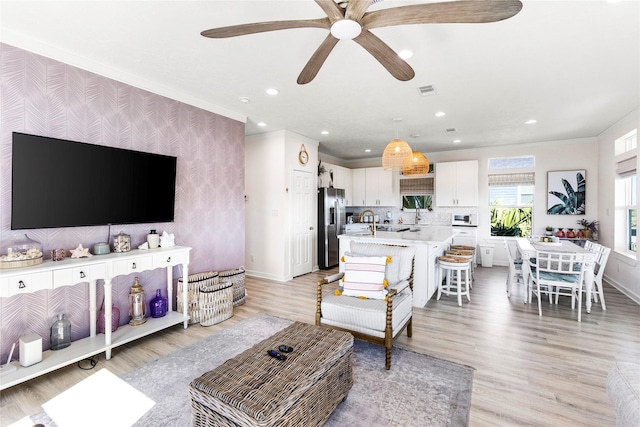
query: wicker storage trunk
218 267 246 307
189 322 353 427
178 271 219 325
199 278 233 327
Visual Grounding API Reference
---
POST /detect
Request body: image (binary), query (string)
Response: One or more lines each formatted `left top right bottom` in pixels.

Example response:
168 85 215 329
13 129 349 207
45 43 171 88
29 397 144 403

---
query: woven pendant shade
382 139 412 171
402 151 430 176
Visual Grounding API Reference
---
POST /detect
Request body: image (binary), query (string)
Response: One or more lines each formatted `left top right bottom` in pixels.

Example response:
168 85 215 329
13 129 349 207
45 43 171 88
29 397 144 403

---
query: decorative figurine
160 230 175 247
70 244 92 258
128 277 147 326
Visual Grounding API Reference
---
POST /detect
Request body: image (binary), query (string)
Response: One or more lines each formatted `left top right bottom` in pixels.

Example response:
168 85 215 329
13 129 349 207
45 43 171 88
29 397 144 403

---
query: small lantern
128 277 147 326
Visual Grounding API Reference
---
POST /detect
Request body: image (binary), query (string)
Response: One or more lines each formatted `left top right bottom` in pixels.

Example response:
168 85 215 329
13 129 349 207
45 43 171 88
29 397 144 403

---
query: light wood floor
1 266 638 426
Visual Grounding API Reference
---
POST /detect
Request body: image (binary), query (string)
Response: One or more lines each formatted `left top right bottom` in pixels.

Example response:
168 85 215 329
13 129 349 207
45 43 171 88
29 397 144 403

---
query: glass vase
50 313 71 350
149 289 168 318
97 304 120 334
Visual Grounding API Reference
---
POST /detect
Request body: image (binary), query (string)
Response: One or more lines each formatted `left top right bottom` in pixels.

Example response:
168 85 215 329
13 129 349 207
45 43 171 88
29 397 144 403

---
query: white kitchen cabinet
319 162 353 206
350 167 397 207
351 168 367 206
435 160 478 206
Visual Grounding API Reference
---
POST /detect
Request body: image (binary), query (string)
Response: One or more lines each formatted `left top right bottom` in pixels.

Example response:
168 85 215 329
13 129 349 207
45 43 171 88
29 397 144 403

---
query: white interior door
292 170 313 277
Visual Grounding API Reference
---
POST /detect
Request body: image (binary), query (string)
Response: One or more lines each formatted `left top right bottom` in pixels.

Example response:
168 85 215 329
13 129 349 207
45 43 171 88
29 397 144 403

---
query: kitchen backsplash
345 206 479 226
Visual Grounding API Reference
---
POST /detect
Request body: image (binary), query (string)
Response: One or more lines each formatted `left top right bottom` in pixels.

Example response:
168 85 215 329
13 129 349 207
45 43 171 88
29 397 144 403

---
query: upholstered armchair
316 242 416 370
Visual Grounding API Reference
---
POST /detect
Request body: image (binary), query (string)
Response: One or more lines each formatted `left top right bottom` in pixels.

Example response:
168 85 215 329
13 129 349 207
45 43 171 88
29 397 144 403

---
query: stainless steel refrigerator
318 187 345 270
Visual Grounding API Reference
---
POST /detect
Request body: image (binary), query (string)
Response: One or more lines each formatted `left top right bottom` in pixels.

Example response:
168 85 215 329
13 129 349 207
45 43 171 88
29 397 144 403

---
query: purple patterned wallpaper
0 43 245 362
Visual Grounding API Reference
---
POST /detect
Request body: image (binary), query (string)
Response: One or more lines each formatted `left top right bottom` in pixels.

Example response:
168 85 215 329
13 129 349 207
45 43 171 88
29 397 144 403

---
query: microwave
452 214 477 226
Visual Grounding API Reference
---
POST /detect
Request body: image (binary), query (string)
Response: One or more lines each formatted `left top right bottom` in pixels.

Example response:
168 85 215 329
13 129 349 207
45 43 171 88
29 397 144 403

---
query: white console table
0 246 191 390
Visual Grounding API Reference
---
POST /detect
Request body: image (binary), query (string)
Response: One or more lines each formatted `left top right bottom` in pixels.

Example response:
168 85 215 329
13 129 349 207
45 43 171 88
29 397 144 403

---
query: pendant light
402 151 430 177
382 118 412 171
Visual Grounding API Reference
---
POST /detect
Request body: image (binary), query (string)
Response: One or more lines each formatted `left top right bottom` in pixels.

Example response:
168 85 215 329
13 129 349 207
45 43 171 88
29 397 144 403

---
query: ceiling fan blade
345 0 373 21
201 18 330 38
297 34 340 85
353 30 415 81
314 0 345 23
362 0 523 29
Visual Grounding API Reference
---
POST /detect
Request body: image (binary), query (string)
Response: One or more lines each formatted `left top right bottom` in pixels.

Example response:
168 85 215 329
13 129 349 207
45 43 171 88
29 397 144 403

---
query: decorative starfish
70 244 92 258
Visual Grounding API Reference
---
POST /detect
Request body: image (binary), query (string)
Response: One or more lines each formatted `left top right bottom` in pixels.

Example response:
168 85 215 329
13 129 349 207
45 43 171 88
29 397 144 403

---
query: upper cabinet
319 162 353 205
351 167 397 207
435 160 478 207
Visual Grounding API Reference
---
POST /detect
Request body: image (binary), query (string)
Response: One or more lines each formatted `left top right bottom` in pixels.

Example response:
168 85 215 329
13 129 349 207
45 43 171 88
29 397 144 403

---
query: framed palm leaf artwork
547 170 586 215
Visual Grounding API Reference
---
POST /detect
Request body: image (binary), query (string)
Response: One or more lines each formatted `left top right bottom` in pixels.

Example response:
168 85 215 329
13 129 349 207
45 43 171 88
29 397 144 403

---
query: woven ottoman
189 322 353 427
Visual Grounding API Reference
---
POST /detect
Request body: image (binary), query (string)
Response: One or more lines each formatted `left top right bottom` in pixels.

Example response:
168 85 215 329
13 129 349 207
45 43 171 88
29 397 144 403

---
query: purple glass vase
149 289 168 318
97 304 120 334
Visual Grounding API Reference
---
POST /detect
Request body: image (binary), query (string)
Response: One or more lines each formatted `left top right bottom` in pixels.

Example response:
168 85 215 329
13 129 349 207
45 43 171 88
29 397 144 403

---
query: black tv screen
11 132 177 230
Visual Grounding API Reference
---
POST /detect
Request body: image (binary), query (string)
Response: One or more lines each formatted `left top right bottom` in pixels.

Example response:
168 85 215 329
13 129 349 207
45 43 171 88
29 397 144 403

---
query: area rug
29 313 473 427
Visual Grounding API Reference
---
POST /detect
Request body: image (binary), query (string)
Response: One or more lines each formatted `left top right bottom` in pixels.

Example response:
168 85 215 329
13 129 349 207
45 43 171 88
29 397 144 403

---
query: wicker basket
218 267 246 307
199 279 233 327
178 271 218 325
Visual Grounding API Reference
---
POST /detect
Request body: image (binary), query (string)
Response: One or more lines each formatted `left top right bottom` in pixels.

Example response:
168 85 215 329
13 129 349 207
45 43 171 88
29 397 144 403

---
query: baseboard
604 274 640 305
244 269 291 283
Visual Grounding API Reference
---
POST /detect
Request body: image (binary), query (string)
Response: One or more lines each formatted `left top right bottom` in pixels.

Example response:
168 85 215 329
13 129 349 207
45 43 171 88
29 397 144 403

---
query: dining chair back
527 250 587 322
587 243 611 310
504 239 523 298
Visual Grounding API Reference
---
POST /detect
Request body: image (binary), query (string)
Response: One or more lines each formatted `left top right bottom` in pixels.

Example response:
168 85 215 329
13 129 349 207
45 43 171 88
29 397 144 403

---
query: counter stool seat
437 256 472 306
445 249 475 288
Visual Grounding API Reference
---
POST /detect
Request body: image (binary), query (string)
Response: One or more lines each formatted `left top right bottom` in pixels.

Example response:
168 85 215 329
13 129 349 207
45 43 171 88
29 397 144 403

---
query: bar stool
437 255 472 306
445 249 475 288
450 245 477 267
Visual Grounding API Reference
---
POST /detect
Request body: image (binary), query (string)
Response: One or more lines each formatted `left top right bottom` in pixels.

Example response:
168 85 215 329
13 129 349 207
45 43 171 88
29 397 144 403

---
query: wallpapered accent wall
0 43 245 362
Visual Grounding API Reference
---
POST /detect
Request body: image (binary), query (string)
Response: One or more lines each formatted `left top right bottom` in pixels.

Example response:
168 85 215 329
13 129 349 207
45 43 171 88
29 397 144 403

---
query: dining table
515 237 596 313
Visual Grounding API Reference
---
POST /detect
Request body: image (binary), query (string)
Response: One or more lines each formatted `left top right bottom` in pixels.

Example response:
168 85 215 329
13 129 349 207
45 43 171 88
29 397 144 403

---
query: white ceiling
1 1 638 161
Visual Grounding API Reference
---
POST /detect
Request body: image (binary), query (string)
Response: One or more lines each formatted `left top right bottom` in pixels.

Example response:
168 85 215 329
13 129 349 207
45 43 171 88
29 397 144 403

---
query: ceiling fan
201 0 523 84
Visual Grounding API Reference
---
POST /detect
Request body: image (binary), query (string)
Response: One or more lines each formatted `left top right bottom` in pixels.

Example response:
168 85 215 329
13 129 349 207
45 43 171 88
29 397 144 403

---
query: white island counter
339 226 457 307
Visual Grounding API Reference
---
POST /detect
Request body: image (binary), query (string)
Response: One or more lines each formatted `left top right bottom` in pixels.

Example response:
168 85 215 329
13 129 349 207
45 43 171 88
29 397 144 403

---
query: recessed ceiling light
321 130 329 135
453 139 461 144
257 122 267 127
239 97 251 104
265 88 279 95
398 50 413 60
365 149 371 153
525 119 537 124
435 111 446 117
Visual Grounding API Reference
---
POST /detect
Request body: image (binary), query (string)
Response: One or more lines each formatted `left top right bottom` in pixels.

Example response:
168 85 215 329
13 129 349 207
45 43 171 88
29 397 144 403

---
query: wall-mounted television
11 132 177 230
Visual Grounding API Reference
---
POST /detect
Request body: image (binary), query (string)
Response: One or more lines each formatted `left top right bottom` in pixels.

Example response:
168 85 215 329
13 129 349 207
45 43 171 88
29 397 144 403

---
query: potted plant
577 219 599 239
545 226 553 236
566 228 575 238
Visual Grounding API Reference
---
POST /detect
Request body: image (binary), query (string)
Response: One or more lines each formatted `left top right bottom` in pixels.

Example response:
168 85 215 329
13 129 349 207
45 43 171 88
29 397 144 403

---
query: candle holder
128 277 147 326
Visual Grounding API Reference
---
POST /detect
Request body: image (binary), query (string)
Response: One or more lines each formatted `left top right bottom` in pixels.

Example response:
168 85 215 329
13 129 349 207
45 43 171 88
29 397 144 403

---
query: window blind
488 172 535 186
399 177 434 194
616 156 637 177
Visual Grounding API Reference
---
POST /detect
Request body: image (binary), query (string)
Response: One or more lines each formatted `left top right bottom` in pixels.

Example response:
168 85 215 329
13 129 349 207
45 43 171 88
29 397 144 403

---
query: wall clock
298 144 309 165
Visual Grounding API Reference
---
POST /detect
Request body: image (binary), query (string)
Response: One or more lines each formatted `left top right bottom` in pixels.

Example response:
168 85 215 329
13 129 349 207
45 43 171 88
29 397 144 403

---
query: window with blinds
399 177 434 195
488 158 534 237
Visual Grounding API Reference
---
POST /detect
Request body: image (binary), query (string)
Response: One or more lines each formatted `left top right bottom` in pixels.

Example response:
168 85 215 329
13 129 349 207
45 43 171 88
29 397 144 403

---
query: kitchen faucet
359 210 377 236
415 208 421 223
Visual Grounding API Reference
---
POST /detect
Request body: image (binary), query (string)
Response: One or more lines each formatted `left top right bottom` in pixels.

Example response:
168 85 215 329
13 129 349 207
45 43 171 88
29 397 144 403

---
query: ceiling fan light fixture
382 138 413 171
330 19 362 40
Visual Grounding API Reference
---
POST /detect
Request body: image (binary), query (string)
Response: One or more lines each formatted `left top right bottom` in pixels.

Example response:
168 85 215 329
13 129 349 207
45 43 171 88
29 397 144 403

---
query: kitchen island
339 227 457 307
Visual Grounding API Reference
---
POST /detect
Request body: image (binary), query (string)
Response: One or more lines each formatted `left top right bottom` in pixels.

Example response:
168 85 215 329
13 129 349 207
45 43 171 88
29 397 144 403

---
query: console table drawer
1 272 53 297
53 264 106 288
153 251 188 268
112 256 153 276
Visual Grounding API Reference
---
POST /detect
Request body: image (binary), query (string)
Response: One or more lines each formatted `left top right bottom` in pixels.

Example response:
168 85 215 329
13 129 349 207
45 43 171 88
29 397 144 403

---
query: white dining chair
504 239 523 299
584 243 611 310
527 250 587 322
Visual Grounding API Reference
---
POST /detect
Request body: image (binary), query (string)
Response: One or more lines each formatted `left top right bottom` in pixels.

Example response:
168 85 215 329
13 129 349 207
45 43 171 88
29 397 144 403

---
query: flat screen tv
11 132 177 230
